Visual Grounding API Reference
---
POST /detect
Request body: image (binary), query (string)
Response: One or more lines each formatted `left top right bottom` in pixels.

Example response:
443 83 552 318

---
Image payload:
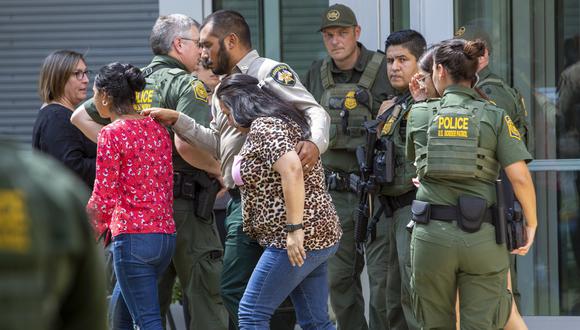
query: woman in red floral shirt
86 62 175 330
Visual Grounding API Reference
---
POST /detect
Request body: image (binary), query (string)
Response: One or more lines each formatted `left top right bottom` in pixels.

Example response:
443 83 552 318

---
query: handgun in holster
194 174 221 220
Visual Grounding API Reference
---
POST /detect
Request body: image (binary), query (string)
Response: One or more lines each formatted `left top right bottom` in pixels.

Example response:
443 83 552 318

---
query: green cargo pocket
493 289 513 329
198 252 223 301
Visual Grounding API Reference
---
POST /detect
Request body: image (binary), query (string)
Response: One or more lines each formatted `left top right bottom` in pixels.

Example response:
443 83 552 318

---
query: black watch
285 223 304 232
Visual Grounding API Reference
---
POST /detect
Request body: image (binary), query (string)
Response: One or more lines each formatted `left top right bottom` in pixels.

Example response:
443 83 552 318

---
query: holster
506 201 527 250
374 137 395 184
174 171 220 220
194 176 221 220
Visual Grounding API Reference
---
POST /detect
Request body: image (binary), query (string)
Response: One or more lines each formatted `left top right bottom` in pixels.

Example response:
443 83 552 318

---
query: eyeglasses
72 70 91 80
180 37 199 46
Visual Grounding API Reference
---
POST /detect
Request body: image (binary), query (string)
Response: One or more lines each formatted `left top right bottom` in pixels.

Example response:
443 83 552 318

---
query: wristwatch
285 223 304 232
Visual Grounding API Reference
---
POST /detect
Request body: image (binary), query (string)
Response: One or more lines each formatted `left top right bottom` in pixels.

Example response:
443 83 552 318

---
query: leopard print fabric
238 116 341 251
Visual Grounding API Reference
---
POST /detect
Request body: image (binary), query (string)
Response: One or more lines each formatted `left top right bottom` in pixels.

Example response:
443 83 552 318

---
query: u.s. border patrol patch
504 115 521 140
191 80 208 103
270 65 296 86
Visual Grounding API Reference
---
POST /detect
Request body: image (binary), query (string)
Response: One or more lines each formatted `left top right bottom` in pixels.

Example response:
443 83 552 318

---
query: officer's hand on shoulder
142 107 180 126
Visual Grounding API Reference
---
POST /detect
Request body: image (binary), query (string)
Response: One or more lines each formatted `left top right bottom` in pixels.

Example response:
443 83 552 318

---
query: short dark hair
216 74 310 139
433 39 485 83
38 50 85 103
385 29 426 61
94 62 146 115
201 10 252 48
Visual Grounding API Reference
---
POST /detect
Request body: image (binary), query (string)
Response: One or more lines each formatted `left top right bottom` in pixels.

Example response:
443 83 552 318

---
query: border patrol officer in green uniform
143 10 330 329
71 14 228 330
302 4 394 329
406 39 537 329
379 30 426 330
0 141 106 330
454 25 531 148
455 25 532 312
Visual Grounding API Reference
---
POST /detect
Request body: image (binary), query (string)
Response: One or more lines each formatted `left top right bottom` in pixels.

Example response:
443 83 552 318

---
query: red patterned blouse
87 117 175 237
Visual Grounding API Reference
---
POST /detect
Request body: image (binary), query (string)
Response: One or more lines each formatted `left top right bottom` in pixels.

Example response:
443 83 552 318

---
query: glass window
454 0 511 83
391 0 410 31
213 0 264 54
280 0 328 77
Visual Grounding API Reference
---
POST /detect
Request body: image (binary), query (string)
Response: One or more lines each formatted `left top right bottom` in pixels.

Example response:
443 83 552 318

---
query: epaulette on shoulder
167 68 187 76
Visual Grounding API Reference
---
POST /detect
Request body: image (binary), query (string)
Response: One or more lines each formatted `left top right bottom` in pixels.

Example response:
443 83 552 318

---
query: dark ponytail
433 38 485 83
94 62 146 115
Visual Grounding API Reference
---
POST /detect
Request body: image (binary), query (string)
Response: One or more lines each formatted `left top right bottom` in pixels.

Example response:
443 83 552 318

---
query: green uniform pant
385 204 420 330
410 221 512 330
220 196 296 329
158 197 228 330
328 191 390 330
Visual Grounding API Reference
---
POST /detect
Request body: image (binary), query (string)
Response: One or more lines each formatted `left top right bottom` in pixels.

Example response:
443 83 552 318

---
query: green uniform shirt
379 92 417 197
406 85 532 207
303 43 394 173
83 55 210 172
0 142 106 330
476 66 529 145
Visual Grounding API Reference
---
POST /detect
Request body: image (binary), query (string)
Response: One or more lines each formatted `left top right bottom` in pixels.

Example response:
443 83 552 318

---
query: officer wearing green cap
454 24 531 148
71 14 228 330
0 141 106 330
303 3 394 329
406 38 537 330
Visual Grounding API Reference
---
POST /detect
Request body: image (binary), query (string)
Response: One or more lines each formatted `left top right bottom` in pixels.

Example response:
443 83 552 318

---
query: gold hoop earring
102 100 108 106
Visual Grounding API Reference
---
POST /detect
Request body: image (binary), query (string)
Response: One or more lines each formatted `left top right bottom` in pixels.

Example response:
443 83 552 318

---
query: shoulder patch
191 80 208 103
270 64 296 86
504 115 521 140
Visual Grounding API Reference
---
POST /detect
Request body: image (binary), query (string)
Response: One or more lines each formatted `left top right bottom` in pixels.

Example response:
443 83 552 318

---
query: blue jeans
238 244 339 330
110 233 176 330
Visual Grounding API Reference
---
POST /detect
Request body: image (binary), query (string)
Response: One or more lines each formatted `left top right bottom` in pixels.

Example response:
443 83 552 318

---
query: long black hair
216 73 311 139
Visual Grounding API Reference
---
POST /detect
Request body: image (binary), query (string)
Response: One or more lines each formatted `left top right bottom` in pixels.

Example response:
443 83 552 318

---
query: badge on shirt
344 90 357 110
270 65 296 86
504 115 521 140
191 80 209 103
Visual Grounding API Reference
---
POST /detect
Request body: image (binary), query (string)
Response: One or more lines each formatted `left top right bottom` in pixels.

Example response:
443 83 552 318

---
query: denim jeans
110 233 176 330
238 244 339 330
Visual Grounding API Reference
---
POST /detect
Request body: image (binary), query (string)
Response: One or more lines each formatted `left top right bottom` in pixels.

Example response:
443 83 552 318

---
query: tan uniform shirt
173 50 330 188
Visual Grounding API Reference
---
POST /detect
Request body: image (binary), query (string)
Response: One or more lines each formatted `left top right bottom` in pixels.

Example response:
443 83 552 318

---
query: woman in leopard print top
217 73 341 329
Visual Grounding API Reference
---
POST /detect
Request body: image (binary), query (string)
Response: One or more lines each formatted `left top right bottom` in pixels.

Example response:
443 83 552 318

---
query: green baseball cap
319 4 358 31
454 22 493 53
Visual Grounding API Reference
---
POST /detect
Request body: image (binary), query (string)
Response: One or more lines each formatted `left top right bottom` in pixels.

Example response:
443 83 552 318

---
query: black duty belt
431 204 494 224
229 188 241 201
174 171 197 200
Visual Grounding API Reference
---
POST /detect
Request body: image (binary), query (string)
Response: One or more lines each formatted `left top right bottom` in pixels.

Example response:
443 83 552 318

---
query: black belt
430 204 494 224
228 188 241 200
